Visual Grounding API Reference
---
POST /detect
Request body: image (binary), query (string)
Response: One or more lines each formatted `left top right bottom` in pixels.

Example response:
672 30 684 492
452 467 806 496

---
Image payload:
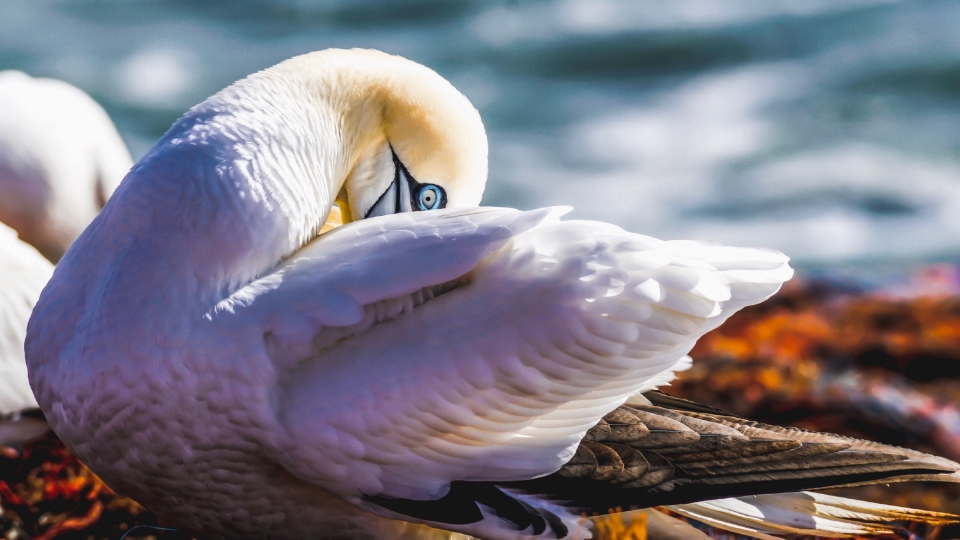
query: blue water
4 0 960 263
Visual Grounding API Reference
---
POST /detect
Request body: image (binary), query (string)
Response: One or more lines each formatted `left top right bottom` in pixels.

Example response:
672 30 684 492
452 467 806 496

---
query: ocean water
3 0 960 263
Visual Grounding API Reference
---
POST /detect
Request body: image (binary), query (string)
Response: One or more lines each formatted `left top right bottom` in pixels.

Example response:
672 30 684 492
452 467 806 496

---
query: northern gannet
0 71 131 444
25 49 960 540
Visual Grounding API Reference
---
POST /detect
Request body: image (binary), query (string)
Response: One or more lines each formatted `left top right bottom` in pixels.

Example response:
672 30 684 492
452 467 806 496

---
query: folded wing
230 207 793 536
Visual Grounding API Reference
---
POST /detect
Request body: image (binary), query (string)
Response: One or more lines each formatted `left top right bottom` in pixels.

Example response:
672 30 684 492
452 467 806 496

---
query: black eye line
392 150 403 214
391 147 418 212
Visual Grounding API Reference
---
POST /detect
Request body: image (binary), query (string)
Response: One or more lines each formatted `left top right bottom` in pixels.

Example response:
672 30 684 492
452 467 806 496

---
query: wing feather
509 393 959 517
230 208 793 535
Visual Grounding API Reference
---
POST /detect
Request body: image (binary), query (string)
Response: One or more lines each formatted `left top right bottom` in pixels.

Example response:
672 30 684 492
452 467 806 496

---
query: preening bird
0 72 131 445
25 49 960 540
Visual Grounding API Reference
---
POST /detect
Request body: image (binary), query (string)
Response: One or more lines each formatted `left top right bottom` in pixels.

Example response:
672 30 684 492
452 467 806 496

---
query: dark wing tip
503 393 960 514
364 482 568 538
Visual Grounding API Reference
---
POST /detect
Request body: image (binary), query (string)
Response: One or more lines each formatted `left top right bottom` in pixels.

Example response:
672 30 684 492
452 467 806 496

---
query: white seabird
0 71 132 444
26 49 960 540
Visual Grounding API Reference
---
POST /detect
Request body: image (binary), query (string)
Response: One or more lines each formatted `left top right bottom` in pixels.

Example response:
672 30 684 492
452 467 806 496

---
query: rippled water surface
4 0 960 262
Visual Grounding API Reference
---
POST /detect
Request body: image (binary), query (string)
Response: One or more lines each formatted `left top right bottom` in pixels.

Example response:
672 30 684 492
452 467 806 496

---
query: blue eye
416 184 445 211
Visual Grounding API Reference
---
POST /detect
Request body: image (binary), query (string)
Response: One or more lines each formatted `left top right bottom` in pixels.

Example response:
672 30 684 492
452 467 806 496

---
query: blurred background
4 1 960 539
5 0 960 266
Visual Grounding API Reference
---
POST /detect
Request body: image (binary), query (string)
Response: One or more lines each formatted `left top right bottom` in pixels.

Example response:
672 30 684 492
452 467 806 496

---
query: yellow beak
320 204 346 235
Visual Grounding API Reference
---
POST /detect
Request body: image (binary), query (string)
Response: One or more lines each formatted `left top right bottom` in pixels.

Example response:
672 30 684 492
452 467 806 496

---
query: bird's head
74 50 489 287
269 49 488 226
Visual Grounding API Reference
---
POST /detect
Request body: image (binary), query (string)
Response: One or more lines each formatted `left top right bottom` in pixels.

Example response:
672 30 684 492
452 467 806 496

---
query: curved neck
94 75 348 305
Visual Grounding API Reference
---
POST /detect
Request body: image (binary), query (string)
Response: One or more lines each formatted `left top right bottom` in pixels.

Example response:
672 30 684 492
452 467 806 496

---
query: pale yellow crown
270 49 488 223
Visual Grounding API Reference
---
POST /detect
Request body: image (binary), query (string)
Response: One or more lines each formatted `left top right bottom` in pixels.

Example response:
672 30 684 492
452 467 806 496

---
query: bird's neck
96 76 349 304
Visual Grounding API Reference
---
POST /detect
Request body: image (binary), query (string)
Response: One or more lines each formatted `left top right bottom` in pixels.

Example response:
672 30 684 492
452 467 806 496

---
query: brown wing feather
503 391 960 512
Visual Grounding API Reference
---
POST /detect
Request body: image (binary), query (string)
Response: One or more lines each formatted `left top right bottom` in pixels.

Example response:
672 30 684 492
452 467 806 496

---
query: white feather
669 491 957 539
253 210 793 507
0 223 52 417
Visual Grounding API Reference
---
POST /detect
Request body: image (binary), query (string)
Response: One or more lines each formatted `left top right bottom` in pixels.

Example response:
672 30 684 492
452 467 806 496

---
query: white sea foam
114 47 198 108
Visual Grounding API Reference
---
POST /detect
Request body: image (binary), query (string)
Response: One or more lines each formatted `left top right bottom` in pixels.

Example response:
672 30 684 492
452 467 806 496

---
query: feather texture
253 209 793 510
501 391 959 538
512 391 959 510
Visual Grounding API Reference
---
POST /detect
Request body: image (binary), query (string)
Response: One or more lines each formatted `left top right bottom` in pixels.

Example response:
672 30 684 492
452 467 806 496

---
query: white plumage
0 224 52 446
28 201 790 539
0 223 52 415
23 49 960 540
266 208 790 503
